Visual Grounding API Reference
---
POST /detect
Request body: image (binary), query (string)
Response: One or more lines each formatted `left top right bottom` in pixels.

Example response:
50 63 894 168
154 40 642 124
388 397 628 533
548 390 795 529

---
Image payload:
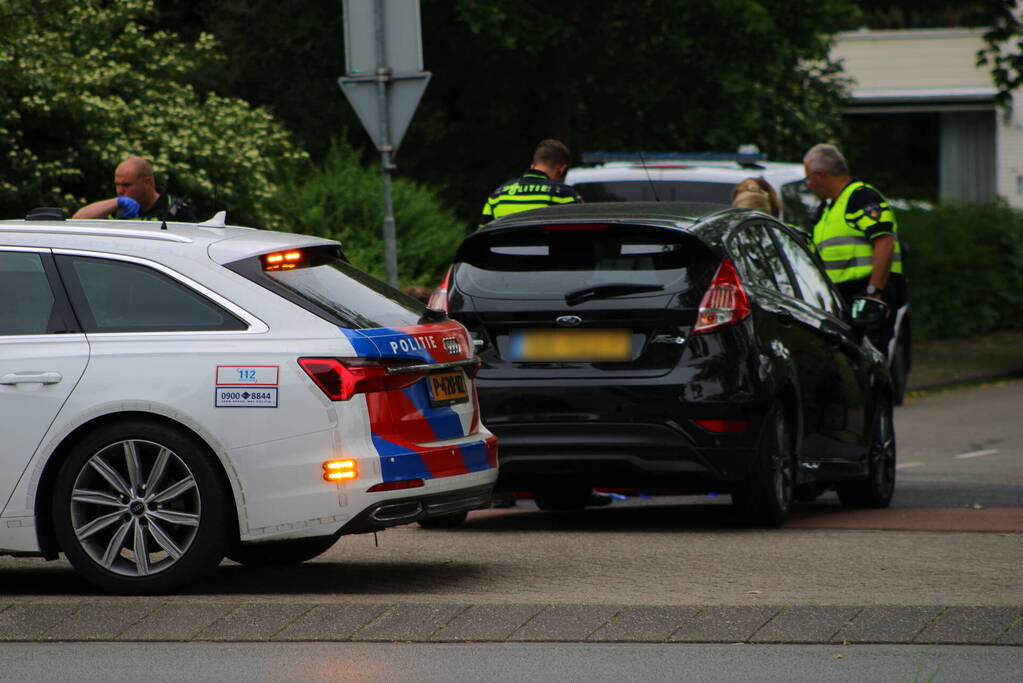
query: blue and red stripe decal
340 321 492 482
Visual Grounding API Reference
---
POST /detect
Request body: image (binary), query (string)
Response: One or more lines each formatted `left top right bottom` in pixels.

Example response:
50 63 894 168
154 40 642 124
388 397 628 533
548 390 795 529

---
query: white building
833 28 1023 207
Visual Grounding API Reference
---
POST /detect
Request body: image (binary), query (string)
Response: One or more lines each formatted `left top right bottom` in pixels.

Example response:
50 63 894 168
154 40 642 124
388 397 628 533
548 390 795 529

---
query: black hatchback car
433 202 895 524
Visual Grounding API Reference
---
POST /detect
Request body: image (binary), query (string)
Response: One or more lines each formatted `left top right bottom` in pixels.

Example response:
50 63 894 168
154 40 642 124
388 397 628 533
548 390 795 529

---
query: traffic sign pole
340 0 429 288
373 0 398 287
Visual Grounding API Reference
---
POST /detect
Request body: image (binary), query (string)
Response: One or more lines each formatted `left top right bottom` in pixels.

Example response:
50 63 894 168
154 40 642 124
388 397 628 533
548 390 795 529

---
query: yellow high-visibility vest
480 170 581 227
812 181 902 284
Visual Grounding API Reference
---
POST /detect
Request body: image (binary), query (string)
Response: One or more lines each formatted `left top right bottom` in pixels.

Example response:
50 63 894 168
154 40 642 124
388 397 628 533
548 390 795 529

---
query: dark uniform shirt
479 169 582 228
116 187 198 222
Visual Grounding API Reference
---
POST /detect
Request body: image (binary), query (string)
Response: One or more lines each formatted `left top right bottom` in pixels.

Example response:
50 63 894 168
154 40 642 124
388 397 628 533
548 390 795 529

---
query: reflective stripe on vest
483 173 579 222
812 181 902 284
490 193 577 220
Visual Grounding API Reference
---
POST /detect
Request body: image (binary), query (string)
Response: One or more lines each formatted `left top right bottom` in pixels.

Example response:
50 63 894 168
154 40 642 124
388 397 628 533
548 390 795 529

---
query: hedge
898 202 1023 341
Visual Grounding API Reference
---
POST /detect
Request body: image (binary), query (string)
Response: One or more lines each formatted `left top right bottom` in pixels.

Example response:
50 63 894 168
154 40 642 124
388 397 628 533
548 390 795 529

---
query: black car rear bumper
489 420 760 492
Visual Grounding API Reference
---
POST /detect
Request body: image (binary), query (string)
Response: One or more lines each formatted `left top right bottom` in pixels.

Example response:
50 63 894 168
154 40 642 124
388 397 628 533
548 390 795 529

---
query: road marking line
954 449 999 460
896 462 924 470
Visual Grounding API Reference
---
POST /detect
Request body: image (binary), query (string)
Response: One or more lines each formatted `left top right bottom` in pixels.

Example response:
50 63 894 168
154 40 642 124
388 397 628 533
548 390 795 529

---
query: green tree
156 0 351 161
269 137 463 286
154 0 859 227
845 0 997 29
977 0 1023 110
402 0 857 223
0 0 306 226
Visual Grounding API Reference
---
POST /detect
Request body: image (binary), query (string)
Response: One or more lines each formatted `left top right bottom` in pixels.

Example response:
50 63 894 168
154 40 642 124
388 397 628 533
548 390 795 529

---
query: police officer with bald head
74 156 197 222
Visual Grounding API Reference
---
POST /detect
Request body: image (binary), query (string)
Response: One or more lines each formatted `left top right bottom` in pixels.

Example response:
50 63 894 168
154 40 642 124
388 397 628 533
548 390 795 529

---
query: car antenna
638 150 660 201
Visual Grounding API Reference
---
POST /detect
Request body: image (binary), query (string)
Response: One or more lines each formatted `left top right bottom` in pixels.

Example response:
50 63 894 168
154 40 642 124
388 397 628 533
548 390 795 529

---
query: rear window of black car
454 224 713 299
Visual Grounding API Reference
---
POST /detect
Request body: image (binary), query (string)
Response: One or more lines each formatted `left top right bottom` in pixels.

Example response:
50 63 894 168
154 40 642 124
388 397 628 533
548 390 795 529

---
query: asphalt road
894 384 1023 508
0 380 1020 654
2 642 1021 683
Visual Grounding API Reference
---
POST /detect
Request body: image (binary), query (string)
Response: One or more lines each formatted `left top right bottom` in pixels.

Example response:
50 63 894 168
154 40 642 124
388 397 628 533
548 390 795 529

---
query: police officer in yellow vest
803 143 907 352
479 139 582 229
478 139 610 509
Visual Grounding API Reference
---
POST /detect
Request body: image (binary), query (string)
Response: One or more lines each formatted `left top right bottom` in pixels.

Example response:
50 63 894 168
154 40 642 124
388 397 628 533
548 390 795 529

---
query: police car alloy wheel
51 420 229 594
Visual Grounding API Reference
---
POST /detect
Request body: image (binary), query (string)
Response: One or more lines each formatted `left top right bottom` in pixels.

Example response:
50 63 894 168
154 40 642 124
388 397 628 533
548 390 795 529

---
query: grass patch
908 330 1023 391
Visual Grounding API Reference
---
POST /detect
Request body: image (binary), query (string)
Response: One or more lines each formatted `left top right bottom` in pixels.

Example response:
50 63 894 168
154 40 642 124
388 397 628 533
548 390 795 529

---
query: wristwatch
865 284 881 295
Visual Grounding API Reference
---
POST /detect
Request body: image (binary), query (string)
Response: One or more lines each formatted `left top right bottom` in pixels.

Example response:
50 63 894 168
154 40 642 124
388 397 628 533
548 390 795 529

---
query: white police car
565 151 815 228
0 210 496 593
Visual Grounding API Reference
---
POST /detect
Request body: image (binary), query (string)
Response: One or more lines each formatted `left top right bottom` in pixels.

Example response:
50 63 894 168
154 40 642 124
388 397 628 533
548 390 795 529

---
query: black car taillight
691 258 750 336
693 419 752 433
299 358 427 401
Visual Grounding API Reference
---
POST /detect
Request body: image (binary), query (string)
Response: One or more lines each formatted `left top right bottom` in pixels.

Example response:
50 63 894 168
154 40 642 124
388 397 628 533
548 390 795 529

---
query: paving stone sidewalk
0 602 1020 645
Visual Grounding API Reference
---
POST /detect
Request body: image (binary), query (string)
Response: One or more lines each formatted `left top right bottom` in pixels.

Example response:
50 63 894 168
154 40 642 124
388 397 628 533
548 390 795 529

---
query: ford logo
556 315 583 327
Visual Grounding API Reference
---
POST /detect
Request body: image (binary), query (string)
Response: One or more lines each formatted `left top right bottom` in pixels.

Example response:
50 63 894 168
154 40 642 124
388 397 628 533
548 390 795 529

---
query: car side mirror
849 296 889 328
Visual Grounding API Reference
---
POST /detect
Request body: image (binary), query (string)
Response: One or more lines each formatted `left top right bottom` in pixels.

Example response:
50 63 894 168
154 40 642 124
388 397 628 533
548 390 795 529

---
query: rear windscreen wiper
417 307 448 323
564 282 665 306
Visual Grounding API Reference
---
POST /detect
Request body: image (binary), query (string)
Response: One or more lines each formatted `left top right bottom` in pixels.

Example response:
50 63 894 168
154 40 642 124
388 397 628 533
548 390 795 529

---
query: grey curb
0 602 1020 645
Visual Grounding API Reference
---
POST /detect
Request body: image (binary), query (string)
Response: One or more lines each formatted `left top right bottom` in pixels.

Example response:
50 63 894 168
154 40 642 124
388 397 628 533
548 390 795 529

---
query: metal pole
374 1 399 287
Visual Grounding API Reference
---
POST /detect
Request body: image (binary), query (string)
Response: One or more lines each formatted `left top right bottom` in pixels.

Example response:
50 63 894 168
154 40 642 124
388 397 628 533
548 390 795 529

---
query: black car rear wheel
733 406 795 526
837 396 896 508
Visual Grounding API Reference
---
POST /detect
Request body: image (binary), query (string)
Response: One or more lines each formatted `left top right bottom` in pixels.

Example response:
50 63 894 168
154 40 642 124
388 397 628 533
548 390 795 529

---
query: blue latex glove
116 196 140 219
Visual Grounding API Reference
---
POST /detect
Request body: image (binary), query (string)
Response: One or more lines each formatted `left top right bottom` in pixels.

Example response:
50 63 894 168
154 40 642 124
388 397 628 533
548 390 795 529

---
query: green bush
899 202 1023 341
269 138 467 287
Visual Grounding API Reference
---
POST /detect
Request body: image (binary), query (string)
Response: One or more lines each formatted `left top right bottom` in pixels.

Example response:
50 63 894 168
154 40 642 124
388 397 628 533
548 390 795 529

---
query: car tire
794 483 828 502
226 536 337 566
417 511 470 529
837 396 896 508
52 420 228 595
733 406 796 526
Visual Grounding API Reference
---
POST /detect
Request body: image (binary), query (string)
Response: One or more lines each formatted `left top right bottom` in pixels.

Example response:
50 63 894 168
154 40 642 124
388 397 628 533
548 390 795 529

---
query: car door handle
0 371 63 385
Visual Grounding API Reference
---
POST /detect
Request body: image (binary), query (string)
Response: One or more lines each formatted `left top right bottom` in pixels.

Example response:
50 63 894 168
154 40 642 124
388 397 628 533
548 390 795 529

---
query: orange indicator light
263 250 304 271
323 459 358 482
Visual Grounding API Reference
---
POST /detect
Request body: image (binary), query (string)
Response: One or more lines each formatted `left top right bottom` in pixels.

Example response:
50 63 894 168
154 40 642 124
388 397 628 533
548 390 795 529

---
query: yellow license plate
428 370 469 406
510 329 632 362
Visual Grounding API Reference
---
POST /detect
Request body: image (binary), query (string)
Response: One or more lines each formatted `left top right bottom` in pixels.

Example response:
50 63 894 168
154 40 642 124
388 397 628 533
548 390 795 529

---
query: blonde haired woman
731 177 781 217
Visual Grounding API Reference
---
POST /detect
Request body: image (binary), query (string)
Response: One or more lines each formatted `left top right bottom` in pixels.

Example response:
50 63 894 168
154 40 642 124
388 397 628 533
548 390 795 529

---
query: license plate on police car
428 370 469 406
510 328 632 362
